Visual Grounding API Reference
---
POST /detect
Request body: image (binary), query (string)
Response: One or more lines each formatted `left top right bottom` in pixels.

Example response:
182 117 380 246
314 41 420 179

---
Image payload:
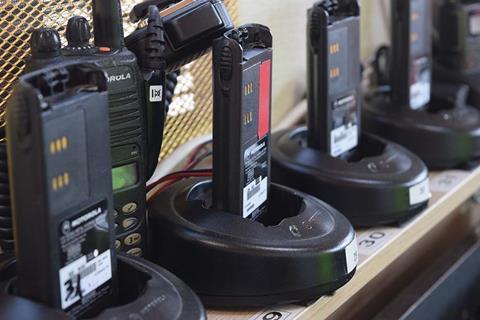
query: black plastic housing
271 129 431 226
363 93 480 169
364 0 480 169
61 13 149 257
6 63 117 317
148 179 358 307
212 24 273 219
125 0 234 72
391 0 433 110
433 0 480 108
307 1 361 156
0 253 206 320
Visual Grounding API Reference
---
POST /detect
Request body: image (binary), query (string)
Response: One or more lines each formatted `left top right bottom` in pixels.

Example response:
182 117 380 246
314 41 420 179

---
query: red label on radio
258 59 271 139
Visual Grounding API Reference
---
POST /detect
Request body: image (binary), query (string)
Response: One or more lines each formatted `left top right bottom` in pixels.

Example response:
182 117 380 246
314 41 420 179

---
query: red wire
147 170 212 203
184 140 212 169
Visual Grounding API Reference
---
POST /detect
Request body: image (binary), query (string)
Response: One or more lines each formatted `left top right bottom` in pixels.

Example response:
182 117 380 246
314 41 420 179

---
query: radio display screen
112 163 138 191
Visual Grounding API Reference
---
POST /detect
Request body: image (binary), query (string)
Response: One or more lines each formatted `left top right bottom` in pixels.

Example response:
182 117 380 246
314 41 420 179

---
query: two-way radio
6 63 117 318
434 0 480 107
391 0 433 110
60 0 148 257
307 0 360 157
435 0 480 74
212 24 273 219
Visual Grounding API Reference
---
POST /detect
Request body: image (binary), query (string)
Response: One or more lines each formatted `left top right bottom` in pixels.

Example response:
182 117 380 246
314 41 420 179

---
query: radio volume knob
66 16 92 47
30 28 61 59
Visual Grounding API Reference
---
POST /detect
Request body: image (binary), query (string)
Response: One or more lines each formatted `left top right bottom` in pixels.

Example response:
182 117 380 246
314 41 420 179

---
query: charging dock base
0 253 206 320
363 95 480 169
271 128 430 227
148 180 358 308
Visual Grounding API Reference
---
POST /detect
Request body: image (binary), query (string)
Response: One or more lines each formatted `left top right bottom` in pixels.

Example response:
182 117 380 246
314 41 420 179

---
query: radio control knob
66 16 92 47
30 28 61 59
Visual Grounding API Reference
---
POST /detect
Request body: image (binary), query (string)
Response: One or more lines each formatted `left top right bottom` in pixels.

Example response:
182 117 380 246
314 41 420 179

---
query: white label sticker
410 57 431 110
250 305 305 320
330 124 358 157
409 179 431 205
59 250 112 310
345 238 359 273
430 171 470 193
243 177 268 218
149 85 163 102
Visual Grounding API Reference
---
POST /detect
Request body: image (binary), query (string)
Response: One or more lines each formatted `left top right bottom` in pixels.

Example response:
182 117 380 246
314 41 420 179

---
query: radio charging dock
0 253 206 320
363 93 480 169
271 128 430 227
147 179 358 307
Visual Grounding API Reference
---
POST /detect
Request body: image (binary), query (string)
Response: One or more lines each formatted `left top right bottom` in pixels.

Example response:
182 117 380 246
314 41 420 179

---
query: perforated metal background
0 0 238 158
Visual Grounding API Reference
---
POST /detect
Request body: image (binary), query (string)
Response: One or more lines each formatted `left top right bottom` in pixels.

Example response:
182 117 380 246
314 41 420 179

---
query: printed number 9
263 312 283 320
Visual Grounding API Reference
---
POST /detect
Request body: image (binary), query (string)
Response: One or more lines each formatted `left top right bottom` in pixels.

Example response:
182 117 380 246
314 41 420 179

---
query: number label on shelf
357 229 398 256
430 171 469 194
251 306 304 320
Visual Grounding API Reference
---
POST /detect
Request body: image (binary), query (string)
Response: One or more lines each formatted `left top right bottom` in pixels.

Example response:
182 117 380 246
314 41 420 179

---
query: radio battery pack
6 63 117 318
307 0 360 157
212 24 272 219
391 0 432 110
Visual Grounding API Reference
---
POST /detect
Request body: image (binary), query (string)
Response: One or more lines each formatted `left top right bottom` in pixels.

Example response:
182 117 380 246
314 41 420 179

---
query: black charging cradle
0 253 206 320
271 128 430 227
362 94 480 169
148 179 358 307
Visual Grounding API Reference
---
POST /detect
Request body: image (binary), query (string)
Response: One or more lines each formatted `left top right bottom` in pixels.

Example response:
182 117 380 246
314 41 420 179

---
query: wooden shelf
208 168 480 320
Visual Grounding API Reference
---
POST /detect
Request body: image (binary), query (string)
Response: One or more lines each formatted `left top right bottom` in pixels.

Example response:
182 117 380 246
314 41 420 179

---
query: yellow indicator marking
411 33 418 43
58 175 64 188
52 178 58 191
64 172 69 186
56 139 62 152
244 82 254 96
50 142 56 155
244 112 253 125
330 67 341 78
62 136 68 150
330 42 340 54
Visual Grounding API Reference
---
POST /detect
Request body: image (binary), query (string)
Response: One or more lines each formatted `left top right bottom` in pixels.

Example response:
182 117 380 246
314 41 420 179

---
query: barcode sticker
243 176 268 218
149 85 163 102
330 124 358 157
409 179 431 205
59 250 112 310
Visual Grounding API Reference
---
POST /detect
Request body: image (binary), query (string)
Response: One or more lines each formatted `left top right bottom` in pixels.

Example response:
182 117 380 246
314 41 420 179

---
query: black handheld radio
212 24 273 219
62 0 148 257
391 0 433 110
6 63 117 318
126 0 234 72
434 0 480 74
307 0 360 157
